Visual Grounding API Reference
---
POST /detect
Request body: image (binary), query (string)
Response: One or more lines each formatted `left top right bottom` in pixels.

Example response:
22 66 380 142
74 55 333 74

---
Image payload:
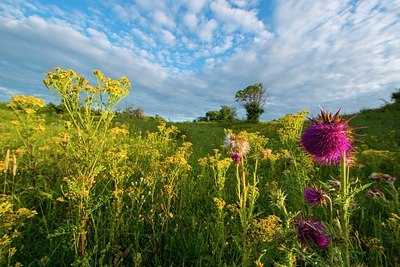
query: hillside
2 101 399 156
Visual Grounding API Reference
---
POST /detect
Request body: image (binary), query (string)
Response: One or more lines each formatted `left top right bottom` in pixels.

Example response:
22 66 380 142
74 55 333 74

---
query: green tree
235 83 268 123
218 105 237 122
391 88 400 103
133 107 146 120
206 110 220 121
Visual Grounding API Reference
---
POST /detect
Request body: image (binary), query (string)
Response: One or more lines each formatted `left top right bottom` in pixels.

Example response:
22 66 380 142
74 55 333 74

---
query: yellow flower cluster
277 110 309 148
250 215 282 244
213 197 226 210
44 67 131 107
163 142 192 171
0 194 37 262
6 95 46 113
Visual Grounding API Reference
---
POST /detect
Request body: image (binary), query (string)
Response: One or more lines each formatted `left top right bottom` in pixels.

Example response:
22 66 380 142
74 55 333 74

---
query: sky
0 0 399 121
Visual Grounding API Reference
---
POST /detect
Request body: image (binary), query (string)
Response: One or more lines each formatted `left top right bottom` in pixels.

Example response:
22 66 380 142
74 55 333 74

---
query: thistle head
366 188 385 199
370 172 396 183
301 108 355 165
296 220 330 249
224 133 250 156
304 186 328 206
231 153 242 164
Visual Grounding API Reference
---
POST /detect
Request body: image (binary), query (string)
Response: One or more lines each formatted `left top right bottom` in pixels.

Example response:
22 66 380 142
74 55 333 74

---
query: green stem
340 153 350 267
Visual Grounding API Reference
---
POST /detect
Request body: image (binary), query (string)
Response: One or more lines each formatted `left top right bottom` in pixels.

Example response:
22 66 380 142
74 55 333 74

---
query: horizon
1 0 399 121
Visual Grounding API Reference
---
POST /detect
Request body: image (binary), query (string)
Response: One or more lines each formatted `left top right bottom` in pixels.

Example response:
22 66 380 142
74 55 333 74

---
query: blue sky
0 0 399 121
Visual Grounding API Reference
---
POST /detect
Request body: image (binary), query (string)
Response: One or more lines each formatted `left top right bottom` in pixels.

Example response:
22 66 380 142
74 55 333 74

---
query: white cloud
111 4 132 22
184 0 208 13
212 36 233 54
153 10 176 29
135 0 155 11
0 0 399 122
210 0 265 33
0 13 169 98
131 28 157 48
183 13 198 31
160 29 176 44
198 19 218 42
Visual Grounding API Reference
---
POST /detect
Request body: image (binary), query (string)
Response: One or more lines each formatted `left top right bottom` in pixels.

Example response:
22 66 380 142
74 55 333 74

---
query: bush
391 88 400 103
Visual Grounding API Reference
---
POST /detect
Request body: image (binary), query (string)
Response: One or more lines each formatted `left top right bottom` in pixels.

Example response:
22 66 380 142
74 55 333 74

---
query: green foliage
244 102 264 123
206 110 220 122
391 88 400 102
235 83 268 123
218 105 237 122
43 67 131 261
132 107 145 120
0 194 37 265
197 106 237 122
40 102 66 114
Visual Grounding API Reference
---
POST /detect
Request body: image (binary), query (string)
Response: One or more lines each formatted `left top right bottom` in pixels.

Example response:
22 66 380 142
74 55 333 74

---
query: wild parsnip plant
0 68 399 266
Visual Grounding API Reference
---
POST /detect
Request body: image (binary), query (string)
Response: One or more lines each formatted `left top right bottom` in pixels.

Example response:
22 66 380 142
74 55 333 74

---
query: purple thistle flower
371 189 385 197
304 186 328 206
296 220 330 248
365 188 385 199
231 153 242 164
370 172 397 183
301 108 354 165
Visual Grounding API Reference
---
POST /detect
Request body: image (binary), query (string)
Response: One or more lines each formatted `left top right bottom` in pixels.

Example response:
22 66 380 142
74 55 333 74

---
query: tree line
196 83 268 123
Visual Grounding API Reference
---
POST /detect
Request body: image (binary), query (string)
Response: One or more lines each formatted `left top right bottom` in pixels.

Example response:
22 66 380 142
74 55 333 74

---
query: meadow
0 68 399 266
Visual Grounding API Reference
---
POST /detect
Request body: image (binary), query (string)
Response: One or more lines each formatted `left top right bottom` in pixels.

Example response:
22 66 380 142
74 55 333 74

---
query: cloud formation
0 0 399 121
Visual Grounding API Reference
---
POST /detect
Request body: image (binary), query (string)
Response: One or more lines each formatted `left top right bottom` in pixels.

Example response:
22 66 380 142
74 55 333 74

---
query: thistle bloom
370 172 397 183
370 189 385 197
296 220 330 248
304 186 328 206
301 108 354 165
225 133 250 156
231 153 242 164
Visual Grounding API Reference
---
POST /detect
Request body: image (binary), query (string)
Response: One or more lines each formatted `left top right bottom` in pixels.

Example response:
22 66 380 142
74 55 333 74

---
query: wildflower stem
236 164 241 208
235 160 249 267
340 153 350 267
241 160 249 267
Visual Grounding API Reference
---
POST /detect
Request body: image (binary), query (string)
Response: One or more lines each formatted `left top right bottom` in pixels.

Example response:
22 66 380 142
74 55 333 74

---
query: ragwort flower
296 220 330 248
301 108 354 165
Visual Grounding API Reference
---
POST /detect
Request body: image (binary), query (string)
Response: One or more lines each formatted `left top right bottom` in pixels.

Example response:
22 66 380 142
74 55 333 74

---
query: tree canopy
235 83 268 123
235 83 267 108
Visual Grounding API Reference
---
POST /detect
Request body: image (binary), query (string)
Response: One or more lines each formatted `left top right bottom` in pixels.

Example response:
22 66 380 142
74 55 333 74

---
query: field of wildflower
0 68 399 266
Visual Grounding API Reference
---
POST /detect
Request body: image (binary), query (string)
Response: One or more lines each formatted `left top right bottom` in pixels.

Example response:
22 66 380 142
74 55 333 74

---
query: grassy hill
2 101 399 165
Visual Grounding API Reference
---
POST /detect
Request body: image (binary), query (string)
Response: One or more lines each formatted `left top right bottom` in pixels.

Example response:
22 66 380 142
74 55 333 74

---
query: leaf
350 183 373 198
